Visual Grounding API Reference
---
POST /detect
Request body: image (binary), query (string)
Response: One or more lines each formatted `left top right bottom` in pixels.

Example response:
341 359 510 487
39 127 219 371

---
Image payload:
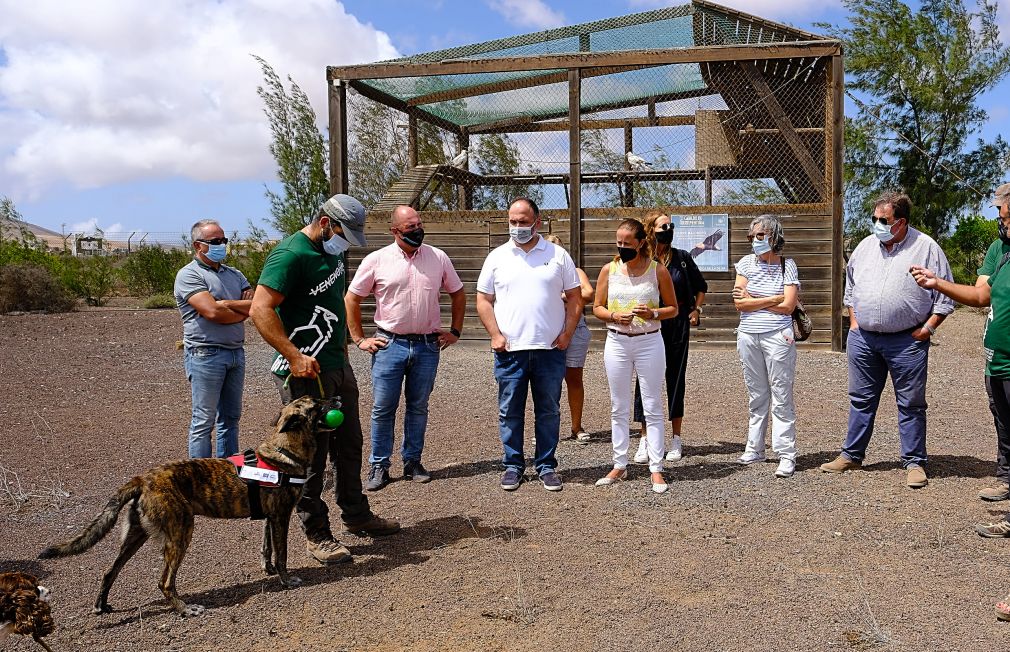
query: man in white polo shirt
476 197 582 492
346 205 466 492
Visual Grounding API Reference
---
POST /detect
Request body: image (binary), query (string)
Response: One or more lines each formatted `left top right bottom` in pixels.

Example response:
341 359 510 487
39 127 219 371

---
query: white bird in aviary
449 149 468 168
626 151 652 170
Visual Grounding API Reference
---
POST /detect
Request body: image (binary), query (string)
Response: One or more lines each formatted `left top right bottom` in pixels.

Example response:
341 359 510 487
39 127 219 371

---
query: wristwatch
449 327 461 338
652 309 660 319
695 306 704 314
923 323 936 335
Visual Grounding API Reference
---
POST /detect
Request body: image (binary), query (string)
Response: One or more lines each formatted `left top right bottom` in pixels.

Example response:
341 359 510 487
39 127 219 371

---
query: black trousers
986 375 1010 485
634 318 691 423
274 365 372 541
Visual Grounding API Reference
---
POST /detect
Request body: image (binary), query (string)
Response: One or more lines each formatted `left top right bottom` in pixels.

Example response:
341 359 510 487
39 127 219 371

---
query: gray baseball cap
993 183 1010 207
320 194 367 246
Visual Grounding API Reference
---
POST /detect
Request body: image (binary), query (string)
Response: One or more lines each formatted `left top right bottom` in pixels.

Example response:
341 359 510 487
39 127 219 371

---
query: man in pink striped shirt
346 205 466 491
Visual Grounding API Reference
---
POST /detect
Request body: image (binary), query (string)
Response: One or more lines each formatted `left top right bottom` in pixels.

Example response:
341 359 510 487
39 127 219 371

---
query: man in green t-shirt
251 193 400 566
911 182 1010 506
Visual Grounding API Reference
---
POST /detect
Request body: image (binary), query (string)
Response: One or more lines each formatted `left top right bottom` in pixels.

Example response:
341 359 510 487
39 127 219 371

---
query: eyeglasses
746 232 767 242
870 217 893 226
197 237 229 246
655 223 673 232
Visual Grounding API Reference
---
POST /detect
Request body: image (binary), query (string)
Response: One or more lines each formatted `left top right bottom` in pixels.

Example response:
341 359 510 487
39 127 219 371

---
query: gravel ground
1 307 1008 651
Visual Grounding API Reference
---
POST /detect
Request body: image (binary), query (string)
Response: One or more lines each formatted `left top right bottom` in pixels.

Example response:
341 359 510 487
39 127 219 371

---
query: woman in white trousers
732 214 800 478
592 218 679 493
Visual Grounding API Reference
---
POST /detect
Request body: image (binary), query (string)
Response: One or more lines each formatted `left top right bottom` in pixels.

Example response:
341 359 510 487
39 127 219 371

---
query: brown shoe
906 465 928 488
979 483 1010 502
305 537 352 565
345 515 401 537
819 455 861 473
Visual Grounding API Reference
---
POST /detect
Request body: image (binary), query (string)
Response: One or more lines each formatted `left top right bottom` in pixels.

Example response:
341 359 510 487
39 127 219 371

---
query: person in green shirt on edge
910 183 1010 618
251 193 400 566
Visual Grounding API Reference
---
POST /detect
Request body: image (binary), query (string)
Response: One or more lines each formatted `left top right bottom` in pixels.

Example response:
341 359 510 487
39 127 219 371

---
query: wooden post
328 78 348 195
568 69 582 267
624 123 634 207
704 166 713 205
828 54 845 352
458 130 471 210
408 114 418 168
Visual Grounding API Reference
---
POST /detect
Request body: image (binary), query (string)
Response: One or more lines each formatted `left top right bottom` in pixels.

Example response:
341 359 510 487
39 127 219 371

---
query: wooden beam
348 79 462 136
624 123 634 207
328 79 348 195
739 62 827 202
328 41 843 80
458 131 471 210
569 69 582 267
691 0 826 42
829 54 845 352
407 114 418 169
470 115 695 134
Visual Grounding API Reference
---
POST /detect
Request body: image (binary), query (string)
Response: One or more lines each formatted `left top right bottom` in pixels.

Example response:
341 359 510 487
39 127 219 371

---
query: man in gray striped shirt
820 191 954 488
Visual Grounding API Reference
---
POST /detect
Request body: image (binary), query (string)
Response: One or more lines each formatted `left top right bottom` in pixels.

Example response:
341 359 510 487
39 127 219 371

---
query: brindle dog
39 396 334 617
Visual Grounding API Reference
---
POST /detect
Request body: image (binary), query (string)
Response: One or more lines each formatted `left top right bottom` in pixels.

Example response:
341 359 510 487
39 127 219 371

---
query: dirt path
1 308 1006 651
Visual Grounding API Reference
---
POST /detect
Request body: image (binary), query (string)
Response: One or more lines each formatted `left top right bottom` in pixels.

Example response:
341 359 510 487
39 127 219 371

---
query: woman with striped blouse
732 214 800 478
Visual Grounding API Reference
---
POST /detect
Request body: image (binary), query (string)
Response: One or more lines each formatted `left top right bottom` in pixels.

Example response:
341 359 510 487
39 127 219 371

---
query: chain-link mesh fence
341 2 832 216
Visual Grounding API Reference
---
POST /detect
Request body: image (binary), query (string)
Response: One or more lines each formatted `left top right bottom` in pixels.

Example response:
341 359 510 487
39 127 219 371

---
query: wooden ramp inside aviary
371 165 441 212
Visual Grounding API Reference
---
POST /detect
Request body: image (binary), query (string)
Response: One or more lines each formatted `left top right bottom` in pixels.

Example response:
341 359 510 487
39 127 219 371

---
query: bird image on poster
670 214 729 272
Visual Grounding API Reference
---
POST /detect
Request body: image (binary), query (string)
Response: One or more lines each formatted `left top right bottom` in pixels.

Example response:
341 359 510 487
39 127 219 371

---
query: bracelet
353 337 363 346
449 327 461 338
924 323 936 335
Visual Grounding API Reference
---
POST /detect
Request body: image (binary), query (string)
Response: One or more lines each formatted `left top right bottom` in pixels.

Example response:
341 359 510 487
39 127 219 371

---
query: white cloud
487 0 565 30
69 217 124 235
626 0 839 24
0 0 399 197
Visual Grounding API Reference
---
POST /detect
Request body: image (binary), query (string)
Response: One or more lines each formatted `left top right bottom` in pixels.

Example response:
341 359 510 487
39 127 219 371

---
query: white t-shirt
477 235 580 350
734 254 801 334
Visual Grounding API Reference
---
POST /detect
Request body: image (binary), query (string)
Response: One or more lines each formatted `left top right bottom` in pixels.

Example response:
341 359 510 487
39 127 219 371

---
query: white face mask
322 228 351 255
872 218 897 242
751 237 772 256
509 224 535 245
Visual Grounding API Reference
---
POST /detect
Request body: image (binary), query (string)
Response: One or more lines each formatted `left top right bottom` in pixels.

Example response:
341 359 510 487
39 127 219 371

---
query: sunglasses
655 223 673 232
746 232 767 242
870 216 898 226
197 237 229 246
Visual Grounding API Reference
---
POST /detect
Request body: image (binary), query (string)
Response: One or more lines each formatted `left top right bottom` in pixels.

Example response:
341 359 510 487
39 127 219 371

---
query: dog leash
281 374 344 427
282 373 327 398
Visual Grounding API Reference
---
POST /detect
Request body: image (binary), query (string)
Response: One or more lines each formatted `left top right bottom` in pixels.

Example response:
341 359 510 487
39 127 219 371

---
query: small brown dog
39 396 335 617
0 571 54 651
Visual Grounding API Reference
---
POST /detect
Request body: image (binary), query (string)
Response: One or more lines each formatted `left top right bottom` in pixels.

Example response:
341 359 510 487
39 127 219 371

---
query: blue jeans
842 328 929 467
369 337 441 467
493 348 566 476
183 346 245 458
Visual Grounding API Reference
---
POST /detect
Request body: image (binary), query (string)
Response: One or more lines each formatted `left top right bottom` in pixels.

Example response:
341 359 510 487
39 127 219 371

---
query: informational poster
671 214 729 272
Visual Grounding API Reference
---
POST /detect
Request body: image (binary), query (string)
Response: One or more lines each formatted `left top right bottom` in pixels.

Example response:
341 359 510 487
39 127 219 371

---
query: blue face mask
751 237 772 256
873 218 896 242
205 243 227 263
322 230 351 255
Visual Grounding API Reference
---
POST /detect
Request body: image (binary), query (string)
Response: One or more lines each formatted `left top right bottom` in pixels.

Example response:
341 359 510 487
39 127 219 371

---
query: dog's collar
274 446 307 471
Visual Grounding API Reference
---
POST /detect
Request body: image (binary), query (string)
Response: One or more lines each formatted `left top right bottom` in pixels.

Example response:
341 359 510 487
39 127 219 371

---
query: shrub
119 246 190 296
143 293 177 309
0 264 76 313
63 256 117 306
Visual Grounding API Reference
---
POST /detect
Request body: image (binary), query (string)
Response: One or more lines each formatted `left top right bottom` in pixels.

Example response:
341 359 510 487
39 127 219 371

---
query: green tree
819 0 1010 238
471 133 543 211
944 213 999 283
254 56 329 235
717 179 787 205
581 131 700 207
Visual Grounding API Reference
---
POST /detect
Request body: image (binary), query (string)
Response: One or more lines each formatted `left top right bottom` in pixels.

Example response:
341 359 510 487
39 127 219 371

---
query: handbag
780 258 813 341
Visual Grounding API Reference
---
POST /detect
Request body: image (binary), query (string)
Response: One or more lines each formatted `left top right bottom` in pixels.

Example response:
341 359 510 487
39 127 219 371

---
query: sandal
996 595 1010 621
575 430 591 444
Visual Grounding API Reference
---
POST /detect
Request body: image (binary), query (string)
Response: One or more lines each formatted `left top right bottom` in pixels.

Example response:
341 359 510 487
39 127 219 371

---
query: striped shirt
844 228 954 332
735 254 800 334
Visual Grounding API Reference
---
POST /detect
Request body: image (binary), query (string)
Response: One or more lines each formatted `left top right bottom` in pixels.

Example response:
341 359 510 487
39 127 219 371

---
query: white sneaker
775 458 796 478
737 450 766 465
665 435 683 462
633 437 649 464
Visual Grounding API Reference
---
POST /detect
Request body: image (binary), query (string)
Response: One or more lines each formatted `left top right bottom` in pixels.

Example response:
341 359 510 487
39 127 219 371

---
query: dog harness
227 450 306 520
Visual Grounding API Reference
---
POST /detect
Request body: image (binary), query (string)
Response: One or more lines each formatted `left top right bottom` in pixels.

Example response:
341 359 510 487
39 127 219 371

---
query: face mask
872 218 896 242
751 237 772 256
400 228 425 248
655 229 674 245
205 243 227 263
618 246 639 263
999 220 1010 245
509 225 535 245
322 229 351 255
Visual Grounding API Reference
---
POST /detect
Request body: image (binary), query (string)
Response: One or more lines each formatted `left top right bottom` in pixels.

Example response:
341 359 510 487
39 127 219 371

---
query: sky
1 0 1008 242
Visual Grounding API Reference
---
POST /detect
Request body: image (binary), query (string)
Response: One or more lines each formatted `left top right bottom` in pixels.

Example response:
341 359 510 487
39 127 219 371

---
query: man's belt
376 329 440 343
